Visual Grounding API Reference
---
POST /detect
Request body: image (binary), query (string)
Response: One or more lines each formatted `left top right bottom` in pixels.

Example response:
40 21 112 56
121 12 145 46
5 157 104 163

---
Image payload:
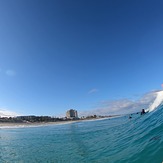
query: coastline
0 116 121 129
0 121 76 129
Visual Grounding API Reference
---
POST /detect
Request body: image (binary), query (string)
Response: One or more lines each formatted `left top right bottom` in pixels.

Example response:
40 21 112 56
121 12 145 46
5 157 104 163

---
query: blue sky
0 0 163 116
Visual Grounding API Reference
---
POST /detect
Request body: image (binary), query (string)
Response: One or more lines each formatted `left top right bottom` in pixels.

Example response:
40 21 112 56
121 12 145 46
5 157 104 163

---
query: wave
146 90 163 112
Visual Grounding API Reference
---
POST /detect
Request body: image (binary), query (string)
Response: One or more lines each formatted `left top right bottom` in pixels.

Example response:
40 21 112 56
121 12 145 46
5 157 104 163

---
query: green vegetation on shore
0 115 119 123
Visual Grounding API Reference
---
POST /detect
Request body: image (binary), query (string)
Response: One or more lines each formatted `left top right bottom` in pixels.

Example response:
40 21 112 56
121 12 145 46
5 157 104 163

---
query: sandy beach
0 121 76 129
0 116 121 129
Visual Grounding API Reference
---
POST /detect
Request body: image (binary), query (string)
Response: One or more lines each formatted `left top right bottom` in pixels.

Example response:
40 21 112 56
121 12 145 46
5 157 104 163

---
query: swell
119 104 163 163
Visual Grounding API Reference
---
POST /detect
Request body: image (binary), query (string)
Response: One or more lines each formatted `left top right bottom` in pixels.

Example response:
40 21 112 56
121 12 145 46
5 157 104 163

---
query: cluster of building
0 109 110 123
0 109 79 123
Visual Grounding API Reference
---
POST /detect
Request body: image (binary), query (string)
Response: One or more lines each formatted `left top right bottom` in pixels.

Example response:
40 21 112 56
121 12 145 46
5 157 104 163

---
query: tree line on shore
0 114 118 123
0 116 69 123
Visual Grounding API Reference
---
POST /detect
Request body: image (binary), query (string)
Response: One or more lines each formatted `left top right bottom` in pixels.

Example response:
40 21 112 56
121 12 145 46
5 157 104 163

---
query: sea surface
0 104 163 163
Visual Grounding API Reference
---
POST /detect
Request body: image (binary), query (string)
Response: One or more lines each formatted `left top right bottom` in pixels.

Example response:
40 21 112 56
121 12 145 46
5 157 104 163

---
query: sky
0 0 163 117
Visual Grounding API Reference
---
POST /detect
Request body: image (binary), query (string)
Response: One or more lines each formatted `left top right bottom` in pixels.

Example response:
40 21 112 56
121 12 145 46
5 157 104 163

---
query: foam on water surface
146 90 163 112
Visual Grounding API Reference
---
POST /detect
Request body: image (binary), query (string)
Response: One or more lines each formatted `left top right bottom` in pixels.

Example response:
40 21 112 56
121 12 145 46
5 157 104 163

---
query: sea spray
146 90 163 112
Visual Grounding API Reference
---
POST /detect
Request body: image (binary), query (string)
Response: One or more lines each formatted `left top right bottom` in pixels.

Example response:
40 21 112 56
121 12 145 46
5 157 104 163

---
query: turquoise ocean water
0 105 163 163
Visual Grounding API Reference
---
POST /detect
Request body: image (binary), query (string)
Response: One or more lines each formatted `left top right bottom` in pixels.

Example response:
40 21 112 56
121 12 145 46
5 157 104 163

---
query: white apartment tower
66 109 78 118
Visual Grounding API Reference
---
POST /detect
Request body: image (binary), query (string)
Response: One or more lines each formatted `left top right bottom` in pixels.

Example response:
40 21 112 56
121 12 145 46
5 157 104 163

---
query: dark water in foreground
0 106 163 163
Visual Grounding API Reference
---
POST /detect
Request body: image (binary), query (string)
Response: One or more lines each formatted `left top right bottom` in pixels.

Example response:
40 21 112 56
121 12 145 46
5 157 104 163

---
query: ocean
0 94 163 162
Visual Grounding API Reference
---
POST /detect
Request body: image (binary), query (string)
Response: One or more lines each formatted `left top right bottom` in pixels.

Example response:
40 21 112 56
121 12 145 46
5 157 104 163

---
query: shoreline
0 116 121 129
0 121 76 129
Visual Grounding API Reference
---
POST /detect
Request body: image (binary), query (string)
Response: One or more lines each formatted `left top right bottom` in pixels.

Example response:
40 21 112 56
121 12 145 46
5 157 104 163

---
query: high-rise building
66 109 78 118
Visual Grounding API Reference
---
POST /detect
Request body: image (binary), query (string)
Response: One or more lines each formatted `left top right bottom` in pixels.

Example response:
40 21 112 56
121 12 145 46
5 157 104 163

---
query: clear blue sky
0 0 163 116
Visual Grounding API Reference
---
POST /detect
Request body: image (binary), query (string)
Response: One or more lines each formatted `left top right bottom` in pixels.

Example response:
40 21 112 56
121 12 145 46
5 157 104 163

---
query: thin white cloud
88 88 98 94
6 70 16 76
0 108 19 117
79 91 158 117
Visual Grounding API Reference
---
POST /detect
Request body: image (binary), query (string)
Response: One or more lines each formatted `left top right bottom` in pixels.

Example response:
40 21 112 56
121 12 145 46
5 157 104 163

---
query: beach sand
0 116 120 129
0 121 76 129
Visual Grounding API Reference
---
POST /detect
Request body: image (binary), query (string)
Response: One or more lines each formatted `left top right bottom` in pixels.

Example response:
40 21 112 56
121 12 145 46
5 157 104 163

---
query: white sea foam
0 121 75 129
146 90 163 112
